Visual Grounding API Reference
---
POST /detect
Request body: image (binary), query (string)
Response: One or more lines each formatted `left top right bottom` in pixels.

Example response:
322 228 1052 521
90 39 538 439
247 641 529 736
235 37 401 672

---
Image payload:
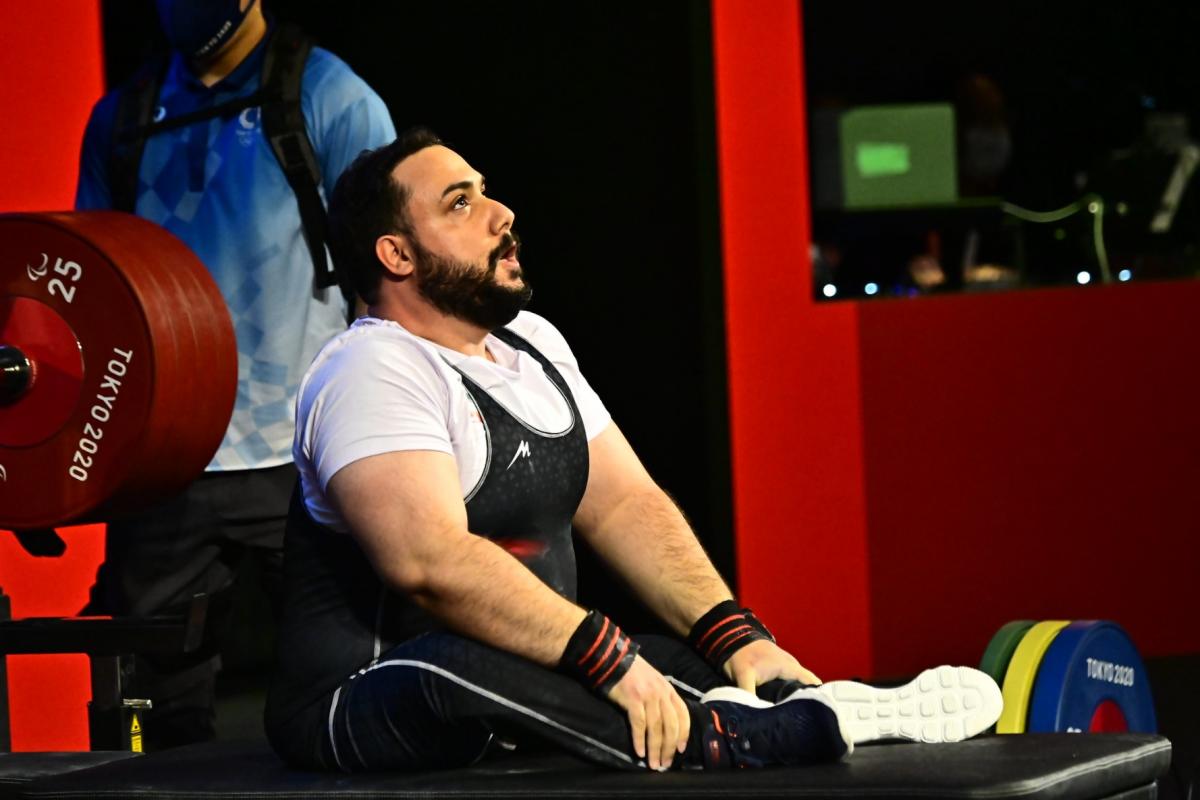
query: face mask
156 0 256 60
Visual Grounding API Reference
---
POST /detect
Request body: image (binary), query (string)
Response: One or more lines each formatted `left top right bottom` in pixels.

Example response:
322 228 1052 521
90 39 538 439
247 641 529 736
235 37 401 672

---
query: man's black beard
412 232 532 331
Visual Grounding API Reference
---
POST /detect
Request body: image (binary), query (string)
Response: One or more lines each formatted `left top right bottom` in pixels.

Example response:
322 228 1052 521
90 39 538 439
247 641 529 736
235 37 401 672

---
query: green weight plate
980 620 1036 686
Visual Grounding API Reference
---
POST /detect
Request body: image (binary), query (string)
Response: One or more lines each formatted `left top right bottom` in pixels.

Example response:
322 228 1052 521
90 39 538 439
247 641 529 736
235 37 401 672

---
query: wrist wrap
560 610 640 694
687 600 775 669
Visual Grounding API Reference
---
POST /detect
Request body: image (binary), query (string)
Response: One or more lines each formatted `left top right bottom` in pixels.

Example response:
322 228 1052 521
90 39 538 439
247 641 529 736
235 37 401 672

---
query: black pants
318 632 803 772
85 463 295 749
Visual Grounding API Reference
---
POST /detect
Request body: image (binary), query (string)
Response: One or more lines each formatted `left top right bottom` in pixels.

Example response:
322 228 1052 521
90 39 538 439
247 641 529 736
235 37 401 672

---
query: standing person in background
74 0 396 748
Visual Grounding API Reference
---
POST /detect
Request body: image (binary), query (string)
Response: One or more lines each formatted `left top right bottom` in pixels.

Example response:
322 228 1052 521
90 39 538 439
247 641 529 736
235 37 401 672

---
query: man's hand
606 655 691 770
724 639 821 691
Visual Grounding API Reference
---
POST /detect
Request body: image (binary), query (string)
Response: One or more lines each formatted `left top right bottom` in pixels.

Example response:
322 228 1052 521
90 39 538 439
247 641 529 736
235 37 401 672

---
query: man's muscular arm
574 423 821 688
573 423 732 634
329 449 586 666
329 447 689 768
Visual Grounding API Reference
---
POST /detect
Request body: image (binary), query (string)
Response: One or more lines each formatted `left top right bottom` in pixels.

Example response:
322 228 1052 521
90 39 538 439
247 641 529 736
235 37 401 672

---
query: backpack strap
260 22 352 307
109 57 169 213
107 23 354 314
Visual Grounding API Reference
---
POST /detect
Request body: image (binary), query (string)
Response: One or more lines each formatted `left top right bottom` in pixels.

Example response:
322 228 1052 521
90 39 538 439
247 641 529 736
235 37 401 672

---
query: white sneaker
809 665 1003 745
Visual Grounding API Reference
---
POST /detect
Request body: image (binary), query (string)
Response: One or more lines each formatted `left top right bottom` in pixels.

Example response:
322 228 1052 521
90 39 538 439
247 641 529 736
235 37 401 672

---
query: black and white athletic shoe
699 687 852 768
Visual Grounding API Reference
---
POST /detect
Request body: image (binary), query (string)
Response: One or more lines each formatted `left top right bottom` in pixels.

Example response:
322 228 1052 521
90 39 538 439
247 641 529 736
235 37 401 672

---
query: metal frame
0 590 207 752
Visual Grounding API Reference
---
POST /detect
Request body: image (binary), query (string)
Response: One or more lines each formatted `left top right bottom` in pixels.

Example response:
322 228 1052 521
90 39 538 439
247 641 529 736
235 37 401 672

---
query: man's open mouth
489 232 522 273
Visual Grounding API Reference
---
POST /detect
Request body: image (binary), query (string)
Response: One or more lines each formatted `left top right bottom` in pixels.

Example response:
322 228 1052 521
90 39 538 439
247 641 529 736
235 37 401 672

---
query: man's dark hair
328 127 444 305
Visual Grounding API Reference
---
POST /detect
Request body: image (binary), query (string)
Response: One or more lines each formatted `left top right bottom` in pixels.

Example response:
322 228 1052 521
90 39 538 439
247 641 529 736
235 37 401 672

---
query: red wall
0 531 104 751
712 0 1200 681
1 2 106 751
0 5 104 214
711 0 873 680
861 283 1200 675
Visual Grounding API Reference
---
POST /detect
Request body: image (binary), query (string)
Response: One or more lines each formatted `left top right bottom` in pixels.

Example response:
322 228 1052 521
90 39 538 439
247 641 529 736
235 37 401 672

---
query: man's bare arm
573 424 822 689
328 449 586 666
572 423 732 636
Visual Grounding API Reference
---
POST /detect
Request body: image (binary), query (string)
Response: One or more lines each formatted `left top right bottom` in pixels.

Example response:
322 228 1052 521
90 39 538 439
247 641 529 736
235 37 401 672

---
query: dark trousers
85 463 295 749
321 632 804 772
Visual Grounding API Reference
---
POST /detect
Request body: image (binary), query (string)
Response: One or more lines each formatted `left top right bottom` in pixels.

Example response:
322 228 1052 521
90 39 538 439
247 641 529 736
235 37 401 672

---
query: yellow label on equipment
130 713 143 752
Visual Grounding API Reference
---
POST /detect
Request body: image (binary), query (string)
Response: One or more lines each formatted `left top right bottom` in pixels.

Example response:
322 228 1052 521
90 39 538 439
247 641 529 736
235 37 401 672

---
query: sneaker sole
818 665 1002 744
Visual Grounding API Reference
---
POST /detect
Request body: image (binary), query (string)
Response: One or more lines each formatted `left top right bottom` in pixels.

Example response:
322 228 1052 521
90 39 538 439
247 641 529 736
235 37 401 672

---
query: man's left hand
724 639 821 691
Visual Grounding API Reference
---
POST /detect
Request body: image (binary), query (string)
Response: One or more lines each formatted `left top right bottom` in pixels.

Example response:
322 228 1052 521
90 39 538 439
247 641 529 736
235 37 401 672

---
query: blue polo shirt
76 35 396 471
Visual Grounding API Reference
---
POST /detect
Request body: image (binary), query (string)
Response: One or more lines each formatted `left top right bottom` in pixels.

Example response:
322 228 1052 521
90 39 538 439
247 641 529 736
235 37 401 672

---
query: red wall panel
0 4 104 213
860 282 1200 676
1 527 105 751
1 1 106 751
711 0 874 679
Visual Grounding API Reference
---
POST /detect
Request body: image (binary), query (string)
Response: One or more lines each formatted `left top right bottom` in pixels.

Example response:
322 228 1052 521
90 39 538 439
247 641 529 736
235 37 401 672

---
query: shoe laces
711 697 845 768
711 707 770 768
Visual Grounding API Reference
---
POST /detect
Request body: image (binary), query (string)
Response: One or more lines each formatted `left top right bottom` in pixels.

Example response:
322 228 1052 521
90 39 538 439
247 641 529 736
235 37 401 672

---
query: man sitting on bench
264 128 1003 773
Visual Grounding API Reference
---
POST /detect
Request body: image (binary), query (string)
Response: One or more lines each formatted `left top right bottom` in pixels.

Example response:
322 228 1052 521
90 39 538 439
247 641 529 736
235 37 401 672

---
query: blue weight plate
1028 620 1156 734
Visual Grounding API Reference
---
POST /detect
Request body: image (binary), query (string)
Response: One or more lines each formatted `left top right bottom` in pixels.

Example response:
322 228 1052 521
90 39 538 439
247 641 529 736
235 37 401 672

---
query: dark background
804 0 1200 207
804 1 1200 294
100 0 735 635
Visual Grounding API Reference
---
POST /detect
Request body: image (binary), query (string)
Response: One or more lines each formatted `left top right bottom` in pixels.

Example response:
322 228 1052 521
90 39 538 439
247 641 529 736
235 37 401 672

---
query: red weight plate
39 212 236 519
133 218 236 482
89 224 207 515
1 212 237 527
0 215 156 528
0 296 84 447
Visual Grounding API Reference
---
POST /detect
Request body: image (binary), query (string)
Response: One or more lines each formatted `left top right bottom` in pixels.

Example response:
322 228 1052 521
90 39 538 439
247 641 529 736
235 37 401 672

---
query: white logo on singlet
505 440 532 470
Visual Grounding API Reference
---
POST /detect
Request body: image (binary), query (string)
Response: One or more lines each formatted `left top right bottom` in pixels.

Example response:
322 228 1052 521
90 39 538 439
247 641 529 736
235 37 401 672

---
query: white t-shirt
295 311 611 531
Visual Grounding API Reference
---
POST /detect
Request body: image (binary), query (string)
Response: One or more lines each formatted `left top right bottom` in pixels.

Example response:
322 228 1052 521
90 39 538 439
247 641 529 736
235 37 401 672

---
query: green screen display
840 104 957 208
856 143 911 177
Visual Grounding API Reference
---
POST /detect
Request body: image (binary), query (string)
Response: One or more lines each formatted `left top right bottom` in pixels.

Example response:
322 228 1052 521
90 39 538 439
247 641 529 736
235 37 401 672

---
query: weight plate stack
983 618 1157 736
0 211 236 529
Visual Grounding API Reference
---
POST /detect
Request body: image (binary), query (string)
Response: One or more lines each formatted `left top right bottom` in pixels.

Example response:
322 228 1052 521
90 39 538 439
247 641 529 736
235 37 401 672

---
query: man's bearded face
412 230 532 331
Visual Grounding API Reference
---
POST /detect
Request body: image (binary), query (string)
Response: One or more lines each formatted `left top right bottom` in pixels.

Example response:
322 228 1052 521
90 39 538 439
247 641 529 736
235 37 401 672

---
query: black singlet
266 327 591 731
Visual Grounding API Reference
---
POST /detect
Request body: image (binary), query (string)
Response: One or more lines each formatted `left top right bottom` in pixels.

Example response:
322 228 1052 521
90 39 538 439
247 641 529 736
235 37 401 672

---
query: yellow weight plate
996 620 1070 733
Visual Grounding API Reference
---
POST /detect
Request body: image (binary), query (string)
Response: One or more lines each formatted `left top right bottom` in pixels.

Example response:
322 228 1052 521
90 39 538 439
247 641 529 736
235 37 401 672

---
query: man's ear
375 233 415 279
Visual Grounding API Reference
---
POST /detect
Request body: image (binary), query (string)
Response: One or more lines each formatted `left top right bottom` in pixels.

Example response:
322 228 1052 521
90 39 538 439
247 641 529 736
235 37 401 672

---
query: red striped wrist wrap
687 600 775 669
560 610 639 695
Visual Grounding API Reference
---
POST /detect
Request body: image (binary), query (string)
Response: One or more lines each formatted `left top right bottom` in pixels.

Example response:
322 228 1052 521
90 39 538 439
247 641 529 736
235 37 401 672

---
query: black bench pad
17 734 1171 800
0 752 139 800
